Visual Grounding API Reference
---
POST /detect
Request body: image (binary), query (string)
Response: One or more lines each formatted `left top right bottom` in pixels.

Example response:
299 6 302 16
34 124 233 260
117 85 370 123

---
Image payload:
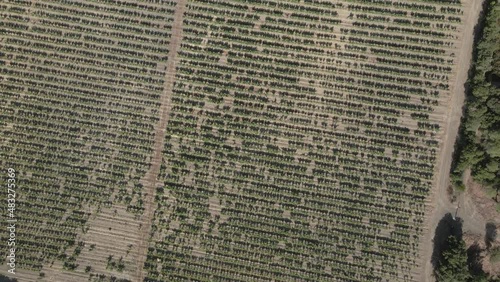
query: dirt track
418 0 486 281
135 1 187 281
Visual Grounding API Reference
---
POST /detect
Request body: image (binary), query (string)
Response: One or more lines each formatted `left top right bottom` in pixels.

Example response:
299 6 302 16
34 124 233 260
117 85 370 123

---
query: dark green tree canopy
435 236 471 282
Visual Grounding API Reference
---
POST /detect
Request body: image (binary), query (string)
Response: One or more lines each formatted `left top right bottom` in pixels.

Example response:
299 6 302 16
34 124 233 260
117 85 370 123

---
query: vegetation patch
451 0 500 203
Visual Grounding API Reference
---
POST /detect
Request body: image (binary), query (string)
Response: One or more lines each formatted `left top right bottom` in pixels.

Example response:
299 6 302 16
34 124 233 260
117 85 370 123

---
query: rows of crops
0 0 177 277
143 0 466 281
0 0 471 281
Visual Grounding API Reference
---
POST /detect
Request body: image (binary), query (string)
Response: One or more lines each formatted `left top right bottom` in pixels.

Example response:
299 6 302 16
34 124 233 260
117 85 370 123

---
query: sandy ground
418 0 486 281
134 1 187 281
463 170 500 225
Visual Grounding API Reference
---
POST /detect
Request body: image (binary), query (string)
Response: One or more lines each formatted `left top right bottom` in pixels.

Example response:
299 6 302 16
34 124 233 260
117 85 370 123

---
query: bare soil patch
419 0 486 281
464 170 500 225
134 1 187 281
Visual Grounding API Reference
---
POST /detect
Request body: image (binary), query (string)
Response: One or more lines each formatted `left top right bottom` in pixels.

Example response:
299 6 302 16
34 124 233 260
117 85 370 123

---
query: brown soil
134 1 187 281
419 0 487 281
463 170 500 225
463 232 500 278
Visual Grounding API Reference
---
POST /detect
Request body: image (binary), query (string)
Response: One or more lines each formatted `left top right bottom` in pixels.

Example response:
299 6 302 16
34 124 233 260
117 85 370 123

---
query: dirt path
418 0 486 281
134 1 186 281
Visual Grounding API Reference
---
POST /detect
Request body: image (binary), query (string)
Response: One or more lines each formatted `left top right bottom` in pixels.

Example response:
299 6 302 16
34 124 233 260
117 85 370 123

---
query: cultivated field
143 1 471 282
0 0 475 281
1 0 177 280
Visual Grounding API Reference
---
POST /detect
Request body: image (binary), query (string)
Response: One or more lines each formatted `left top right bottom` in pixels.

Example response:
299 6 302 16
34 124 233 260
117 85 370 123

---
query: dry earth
463 232 500 278
134 1 187 281
463 170 500 225
34 204 141 281
11 2 188 281
2 1 490 281
419 0 488 281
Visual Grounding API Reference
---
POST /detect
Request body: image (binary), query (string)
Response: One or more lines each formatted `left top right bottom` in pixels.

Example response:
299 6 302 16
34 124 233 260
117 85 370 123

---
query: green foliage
491 247 500 263
435 236 471 282
456 182 466 192
435 236 500 282
453 1 500 196
63 261 79 271
472 272 492 282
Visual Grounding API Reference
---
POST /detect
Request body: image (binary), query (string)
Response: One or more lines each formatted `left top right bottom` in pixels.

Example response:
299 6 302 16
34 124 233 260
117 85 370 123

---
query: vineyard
0 0 476 281
0 0 177 280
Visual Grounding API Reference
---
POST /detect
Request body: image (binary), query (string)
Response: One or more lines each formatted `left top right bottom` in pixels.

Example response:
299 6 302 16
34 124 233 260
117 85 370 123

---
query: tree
435 236 471 282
